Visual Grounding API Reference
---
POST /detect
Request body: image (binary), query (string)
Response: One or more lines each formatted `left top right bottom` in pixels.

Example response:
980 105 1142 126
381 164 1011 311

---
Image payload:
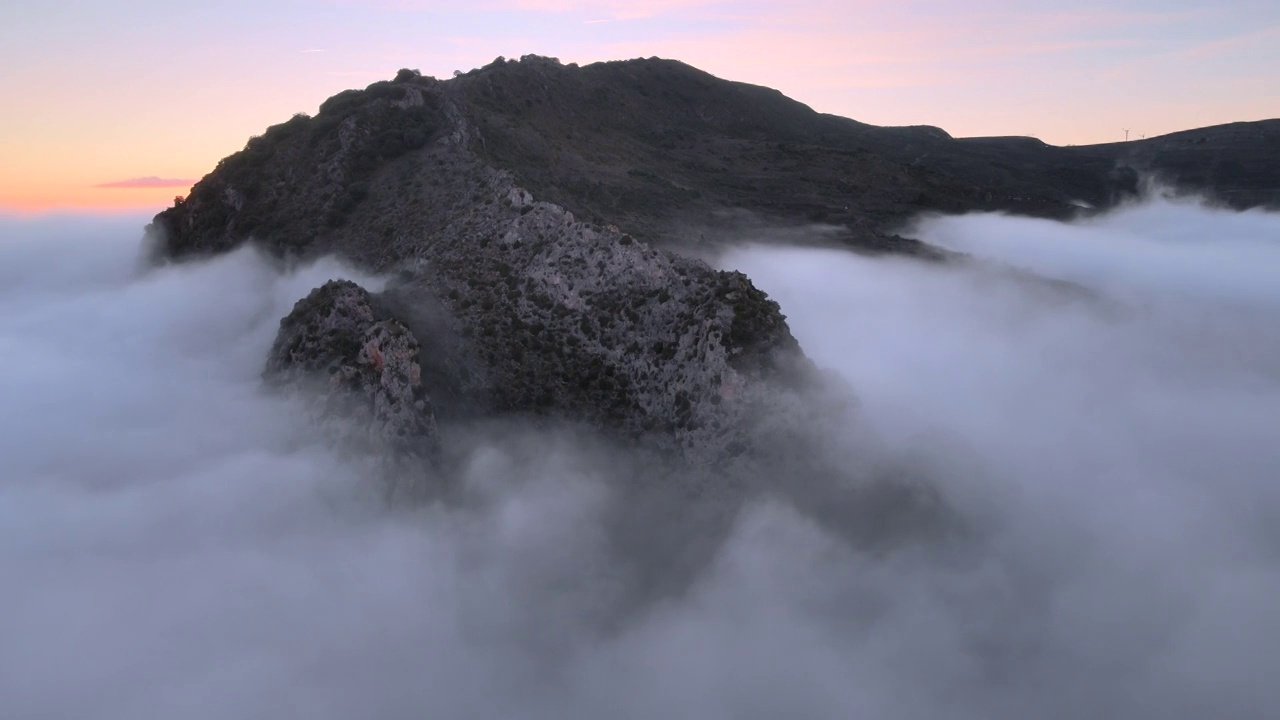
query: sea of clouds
1 198 1277 719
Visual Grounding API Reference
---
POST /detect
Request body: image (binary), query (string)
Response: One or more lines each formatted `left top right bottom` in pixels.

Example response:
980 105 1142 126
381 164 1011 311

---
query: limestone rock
264 279 438 499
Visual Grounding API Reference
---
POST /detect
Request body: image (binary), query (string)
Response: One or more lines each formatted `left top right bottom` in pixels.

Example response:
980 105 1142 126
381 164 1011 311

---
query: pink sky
1 0 1276 212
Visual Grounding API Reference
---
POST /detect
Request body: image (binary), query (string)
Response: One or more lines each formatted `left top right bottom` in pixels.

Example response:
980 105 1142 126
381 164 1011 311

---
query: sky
1 0 1277 212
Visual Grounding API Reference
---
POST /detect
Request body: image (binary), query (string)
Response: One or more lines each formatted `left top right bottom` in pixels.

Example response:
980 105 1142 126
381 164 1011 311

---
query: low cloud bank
724 197 1280 718
2 199 1277 719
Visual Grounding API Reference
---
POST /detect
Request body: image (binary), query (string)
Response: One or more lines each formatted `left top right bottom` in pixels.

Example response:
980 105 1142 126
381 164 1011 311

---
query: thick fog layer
2 200 1278 719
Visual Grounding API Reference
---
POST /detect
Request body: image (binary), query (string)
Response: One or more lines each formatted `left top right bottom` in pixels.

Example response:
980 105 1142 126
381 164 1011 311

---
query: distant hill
444 56 1279 253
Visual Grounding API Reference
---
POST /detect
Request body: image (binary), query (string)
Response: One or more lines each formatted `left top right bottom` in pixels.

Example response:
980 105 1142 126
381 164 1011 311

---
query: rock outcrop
147 62 824 479
264 280 439 500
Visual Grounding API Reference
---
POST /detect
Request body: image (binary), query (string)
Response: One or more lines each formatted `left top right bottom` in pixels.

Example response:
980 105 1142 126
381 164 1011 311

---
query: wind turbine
1123 128 1131 141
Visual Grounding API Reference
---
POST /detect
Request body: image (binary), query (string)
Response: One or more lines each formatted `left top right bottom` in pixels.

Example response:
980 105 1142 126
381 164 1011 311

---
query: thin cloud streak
1104 23 1280 81
94 177 196 189
326 0 731 18
509 0 730 19
1181 25 1280 59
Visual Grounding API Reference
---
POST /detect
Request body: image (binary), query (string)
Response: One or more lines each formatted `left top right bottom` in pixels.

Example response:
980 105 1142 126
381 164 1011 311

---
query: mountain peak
145 57 1278 494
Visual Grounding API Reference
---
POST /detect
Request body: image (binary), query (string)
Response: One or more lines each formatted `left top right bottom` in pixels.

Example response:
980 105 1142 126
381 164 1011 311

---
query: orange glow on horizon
2 1 1275 211
0 186 185 216
1 200 172 217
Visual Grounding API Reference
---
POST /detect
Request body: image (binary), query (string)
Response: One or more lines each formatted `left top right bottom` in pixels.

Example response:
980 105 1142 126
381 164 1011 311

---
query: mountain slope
152 55 1280 265
448 56 1279 252
148 65 820 478
145 55 1279 485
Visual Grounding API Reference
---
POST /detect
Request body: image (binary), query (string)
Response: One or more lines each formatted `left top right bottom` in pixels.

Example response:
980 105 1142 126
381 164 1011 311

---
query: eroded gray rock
380 198 815 467
264 279 438 500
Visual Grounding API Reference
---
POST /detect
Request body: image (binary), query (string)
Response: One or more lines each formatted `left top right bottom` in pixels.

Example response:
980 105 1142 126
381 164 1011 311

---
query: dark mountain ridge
154 55 1280 265
146 55 1278 502
448 56 1278 252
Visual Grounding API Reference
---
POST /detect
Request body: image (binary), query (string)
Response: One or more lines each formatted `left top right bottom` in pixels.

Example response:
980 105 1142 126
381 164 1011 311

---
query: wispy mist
724 196 1280 719
2 199 1278 719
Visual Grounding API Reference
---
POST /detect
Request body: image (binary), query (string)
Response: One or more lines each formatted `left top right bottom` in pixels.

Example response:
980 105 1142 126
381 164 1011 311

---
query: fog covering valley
2 198 1278 719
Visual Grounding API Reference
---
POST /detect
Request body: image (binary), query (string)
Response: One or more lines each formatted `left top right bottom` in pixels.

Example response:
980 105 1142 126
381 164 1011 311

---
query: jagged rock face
264 280 439 499
382 199 811 463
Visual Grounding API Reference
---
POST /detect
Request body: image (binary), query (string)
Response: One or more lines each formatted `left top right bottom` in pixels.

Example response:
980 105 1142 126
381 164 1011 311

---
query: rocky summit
145 55 1280 496
263 279 439 501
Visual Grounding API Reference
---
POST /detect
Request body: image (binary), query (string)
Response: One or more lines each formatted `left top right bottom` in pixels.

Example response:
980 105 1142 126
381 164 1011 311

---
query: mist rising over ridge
4 198 1279 718
6 52 1280 720
137 56 1280 489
